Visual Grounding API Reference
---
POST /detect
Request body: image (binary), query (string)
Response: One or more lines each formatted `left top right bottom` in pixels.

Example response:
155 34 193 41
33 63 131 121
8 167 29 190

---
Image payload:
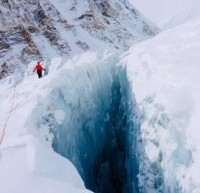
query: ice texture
28 54 141 193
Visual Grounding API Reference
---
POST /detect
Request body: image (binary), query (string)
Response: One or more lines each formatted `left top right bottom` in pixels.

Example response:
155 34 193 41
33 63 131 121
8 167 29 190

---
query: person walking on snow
33 61 46 78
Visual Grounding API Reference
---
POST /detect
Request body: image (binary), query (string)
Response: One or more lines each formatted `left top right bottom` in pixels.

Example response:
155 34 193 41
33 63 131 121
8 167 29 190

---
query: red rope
0 88 16 147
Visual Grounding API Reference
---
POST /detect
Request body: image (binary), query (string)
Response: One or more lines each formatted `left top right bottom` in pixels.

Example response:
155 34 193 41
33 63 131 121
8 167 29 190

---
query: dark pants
37 71 42 78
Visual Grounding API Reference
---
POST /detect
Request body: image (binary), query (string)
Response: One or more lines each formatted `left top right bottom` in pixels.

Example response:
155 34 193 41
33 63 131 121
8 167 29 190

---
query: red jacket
34 64 44 72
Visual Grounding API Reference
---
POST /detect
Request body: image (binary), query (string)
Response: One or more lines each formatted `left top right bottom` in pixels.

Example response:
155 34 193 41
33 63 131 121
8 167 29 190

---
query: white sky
130 0 200 29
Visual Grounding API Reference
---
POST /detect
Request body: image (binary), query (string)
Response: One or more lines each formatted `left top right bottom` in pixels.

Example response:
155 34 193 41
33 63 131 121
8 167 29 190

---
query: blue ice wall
30 56 165 193
48 60 140 193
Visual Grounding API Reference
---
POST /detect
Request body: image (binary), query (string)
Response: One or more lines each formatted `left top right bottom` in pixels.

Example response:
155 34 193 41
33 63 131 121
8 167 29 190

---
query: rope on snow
0 88 16 147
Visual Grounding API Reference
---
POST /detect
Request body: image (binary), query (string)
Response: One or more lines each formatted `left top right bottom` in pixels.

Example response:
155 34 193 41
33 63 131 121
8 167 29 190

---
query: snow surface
0 56 95 193
130 0 200 29
123 17 200 192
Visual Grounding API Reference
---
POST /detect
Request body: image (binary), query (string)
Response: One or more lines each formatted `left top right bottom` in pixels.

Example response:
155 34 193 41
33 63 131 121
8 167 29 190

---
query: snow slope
0 59 94 193
130 0 200 29
124 17 200 192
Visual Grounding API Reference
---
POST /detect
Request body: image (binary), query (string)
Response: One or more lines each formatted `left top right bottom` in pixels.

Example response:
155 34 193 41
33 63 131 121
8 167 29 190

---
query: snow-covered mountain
2 1 200 193
2 14 200 192
130 0 200 29
0 0 157 80
0 1 160 193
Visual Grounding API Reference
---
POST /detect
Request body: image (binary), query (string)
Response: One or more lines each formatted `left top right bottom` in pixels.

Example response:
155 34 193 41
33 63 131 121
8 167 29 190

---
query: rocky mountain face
0 0 158 79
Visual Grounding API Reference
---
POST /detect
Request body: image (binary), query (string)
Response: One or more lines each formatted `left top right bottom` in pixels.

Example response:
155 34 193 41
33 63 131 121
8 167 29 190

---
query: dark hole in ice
52 65 140 193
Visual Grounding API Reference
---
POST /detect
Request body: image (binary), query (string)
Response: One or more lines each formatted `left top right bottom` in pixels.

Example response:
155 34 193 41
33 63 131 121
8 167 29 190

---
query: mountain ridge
0 0 158 80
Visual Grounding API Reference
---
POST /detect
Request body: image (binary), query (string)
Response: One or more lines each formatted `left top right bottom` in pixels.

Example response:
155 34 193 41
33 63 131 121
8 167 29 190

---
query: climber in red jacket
33 62 46 78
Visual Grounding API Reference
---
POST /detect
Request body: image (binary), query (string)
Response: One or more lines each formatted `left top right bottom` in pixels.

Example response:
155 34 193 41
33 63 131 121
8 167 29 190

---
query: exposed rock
0 62 13 79
76 41 90 51
0 0 158 80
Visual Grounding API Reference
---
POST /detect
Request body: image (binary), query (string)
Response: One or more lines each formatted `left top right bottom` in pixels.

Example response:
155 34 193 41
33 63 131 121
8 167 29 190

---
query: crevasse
50 62 139 193
30 56 164 193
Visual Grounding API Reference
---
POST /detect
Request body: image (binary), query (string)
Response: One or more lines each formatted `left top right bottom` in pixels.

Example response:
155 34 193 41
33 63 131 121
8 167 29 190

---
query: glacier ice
50 58 140 193
27 55 134 192
27 54 166 193
3 49 192 193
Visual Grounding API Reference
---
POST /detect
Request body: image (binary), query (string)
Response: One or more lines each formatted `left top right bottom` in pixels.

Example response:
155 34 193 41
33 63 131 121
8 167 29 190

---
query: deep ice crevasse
28 56 164 193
